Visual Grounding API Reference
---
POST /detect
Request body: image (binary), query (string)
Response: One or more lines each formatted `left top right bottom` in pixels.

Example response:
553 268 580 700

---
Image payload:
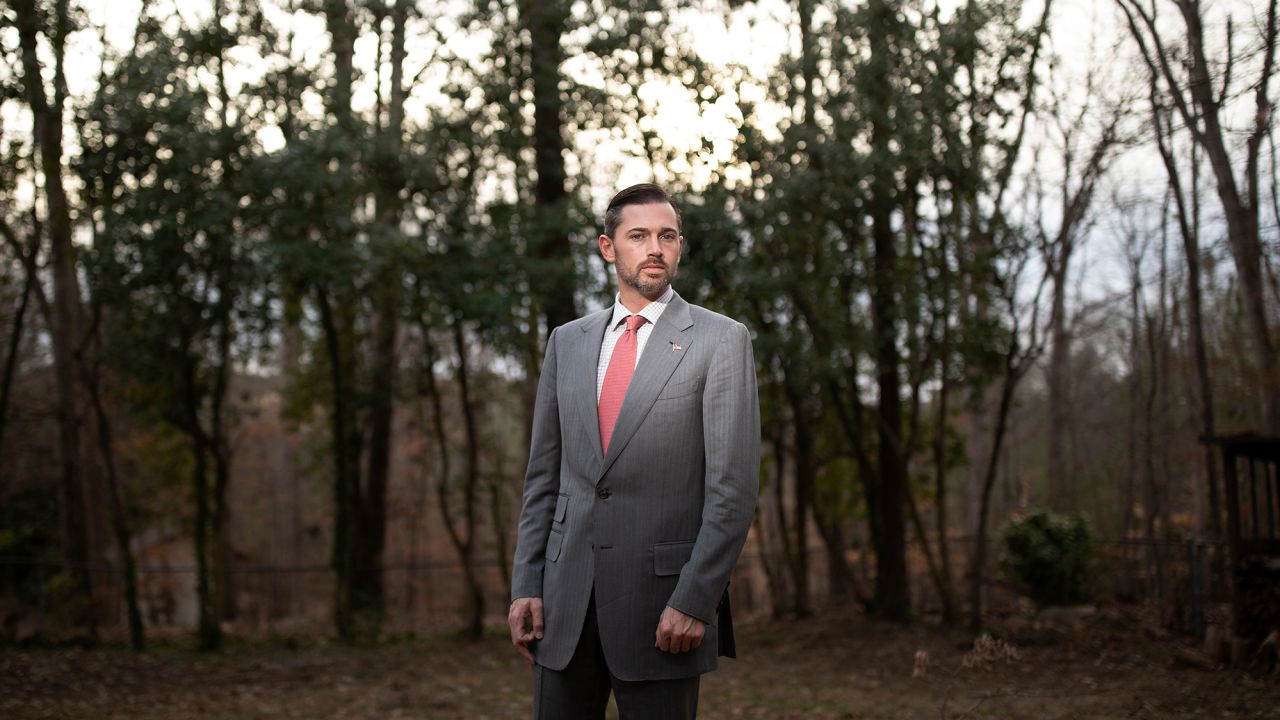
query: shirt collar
609 285 674 330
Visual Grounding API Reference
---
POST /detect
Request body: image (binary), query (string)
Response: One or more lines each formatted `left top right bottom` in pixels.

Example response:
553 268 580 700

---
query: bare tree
1118 0 1280 432
969 243 1050 632
1126 1 1228 543
1116 196 1169 592
418 316 486 640
1042 58 1133 512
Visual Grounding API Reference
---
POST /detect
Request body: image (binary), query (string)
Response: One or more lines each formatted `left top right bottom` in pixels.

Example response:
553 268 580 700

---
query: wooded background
1 0 1276 652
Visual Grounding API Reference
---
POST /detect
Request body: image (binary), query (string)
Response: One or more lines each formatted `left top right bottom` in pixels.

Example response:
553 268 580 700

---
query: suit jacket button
598 488 611 499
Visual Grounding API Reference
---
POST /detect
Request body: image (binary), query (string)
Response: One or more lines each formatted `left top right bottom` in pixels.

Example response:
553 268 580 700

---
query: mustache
640 260 668 269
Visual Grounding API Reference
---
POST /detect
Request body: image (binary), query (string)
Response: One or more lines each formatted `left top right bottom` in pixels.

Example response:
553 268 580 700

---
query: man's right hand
508 597 544 664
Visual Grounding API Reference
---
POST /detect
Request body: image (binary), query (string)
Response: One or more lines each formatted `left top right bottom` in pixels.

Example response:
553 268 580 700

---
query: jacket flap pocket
554 494 568 523
546 529 564 563
656 377 702 401
653 540 695 576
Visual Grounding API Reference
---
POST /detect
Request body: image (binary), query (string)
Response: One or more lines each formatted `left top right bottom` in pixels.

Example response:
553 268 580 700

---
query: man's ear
598 234 616 264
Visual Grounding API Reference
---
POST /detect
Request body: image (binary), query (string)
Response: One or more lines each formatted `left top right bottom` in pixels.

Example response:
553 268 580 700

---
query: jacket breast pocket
652 539 695 576
546 529 564 563
656 377 703 401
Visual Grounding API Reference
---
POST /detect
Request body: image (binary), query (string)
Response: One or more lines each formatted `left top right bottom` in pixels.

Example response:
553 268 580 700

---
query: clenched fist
655 605 705 654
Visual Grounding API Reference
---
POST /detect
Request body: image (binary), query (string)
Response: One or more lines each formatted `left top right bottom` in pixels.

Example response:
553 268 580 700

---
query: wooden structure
1205 433 1280 645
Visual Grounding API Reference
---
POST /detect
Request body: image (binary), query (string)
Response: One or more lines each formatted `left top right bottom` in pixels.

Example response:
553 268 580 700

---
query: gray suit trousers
533 591 699 720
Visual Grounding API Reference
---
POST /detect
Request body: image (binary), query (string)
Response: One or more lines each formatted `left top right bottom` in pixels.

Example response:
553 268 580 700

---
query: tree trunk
208 0 239 632
1147 77 1221 544
520 0 577 334
487 468 512 601
1142 214 1171 598
82 341 144 650
428 316 486 640
1045 106 1121 513
811 499 860 606
1124 244 1142 547
932 285 958 625
1142 293 1162 596
420 329 456 623
324 0 357 131
1123 225 1150 597
781 380 814 617
317 286 362 642
193 434 218 650
211 423 234 624
906 483 955 621
969 348 1024 632
1188 138 1222 547
753 508 789 620
865 0 910 622
322 0 367 642
1046 244 1073 511
281 294 304 617
452 319 486 639
828 373 883 609
179 347 220 651
15 0 94 634
0 237 34 469
764 397 794 618
355 0 411 634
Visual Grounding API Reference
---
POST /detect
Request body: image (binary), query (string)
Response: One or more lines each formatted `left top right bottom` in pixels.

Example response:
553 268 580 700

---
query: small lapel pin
671 342 683 351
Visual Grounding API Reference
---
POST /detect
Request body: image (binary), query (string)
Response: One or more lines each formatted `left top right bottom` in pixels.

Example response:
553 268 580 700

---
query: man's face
599 201 683 301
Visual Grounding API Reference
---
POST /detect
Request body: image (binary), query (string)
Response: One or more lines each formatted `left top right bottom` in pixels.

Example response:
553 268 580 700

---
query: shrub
1000 510 1094 607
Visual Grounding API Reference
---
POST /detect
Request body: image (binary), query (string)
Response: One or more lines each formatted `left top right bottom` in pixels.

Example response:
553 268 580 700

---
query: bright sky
54 0 1107 185
10 0 1273 323
69 1 1080 173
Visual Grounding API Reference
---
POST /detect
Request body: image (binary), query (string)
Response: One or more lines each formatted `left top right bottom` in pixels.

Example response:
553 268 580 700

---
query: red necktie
599 315 647 453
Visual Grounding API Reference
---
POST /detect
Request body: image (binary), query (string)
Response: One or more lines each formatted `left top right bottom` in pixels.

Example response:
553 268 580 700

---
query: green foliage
0 487 94 641
1000 510 1095 607
0 489 58 606
815 456 866 522
77 8 268 433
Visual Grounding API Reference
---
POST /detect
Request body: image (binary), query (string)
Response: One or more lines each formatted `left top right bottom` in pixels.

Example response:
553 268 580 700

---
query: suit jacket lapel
573 308 611 469
597 294 695 481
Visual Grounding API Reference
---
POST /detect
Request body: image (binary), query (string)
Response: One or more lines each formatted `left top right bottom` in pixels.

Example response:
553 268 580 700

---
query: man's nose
644 236 664 255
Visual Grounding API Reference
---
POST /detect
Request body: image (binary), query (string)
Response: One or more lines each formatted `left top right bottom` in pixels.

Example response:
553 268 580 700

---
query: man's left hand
655 605 706 654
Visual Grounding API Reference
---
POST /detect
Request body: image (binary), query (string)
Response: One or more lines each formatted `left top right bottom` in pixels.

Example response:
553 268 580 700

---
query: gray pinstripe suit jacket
510 292 760 682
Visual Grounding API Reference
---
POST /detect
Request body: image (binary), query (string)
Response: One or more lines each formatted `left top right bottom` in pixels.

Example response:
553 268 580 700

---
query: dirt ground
3 605 1278 719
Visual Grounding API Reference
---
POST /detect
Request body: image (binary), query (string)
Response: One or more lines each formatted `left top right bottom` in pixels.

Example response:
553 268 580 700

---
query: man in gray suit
508 183 760 719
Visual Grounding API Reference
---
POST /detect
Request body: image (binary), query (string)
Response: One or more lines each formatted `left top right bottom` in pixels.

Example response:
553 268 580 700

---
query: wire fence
0 535 1232 642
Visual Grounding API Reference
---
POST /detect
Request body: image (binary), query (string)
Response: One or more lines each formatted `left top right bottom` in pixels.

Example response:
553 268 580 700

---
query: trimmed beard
619 260 678 297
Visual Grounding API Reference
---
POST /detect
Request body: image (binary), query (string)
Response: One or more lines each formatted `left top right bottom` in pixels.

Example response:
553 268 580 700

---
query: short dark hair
603 183 681 239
